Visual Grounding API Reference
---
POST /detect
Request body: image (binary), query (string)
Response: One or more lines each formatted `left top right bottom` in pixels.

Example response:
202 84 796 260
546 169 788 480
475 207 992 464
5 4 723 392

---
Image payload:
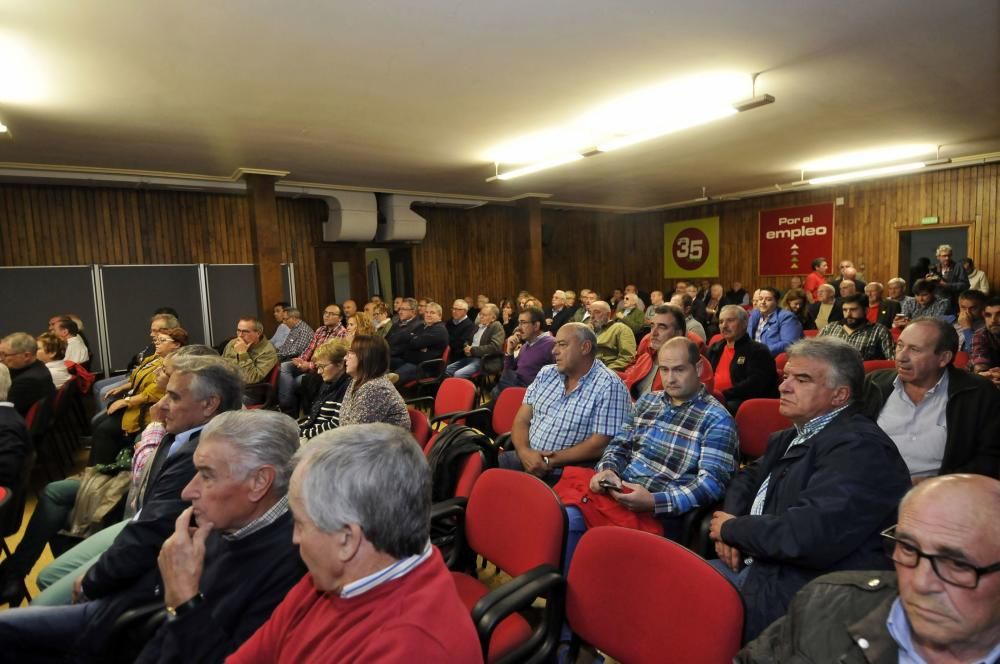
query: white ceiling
2 0 999 209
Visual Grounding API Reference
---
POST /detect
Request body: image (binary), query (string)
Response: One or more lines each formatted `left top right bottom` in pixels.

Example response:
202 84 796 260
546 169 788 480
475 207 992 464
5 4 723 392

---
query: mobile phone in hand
599 478 627 493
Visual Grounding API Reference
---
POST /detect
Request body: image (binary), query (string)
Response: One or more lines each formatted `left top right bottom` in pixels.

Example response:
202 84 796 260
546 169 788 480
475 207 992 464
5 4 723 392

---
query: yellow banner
664 216 719 278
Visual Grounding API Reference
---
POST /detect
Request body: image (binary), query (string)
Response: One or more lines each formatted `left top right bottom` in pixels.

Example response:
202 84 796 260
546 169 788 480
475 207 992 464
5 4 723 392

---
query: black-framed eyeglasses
881 526 1000 589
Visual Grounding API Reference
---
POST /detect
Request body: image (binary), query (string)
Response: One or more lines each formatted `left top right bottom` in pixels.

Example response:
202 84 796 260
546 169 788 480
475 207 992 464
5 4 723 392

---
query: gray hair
560 322 598 355
0 364 10 401
239 317 264 334
152 314 180 329
785 337 863 403
887 277 907 290
403 297 418 310
452 299 469 311
293 424 429 558
201 410 299 495
284 307 302 319
171 354 244 413
2 332 36 355
719 304 749 325
174 344 219 358
936 244 953 255
481 303 500 318
425 302 443 316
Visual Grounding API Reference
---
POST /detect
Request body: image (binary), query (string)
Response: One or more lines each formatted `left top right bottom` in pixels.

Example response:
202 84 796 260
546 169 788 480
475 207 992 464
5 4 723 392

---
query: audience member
228 424 482 663
684 283 708 326
863 281 902 328
341 299 358 319
503 323 630 483
832 261 867 293
723 281 750 307
445 303 504 378
546 290 574 334
707 305 779 414
926 244 969 311
270 301 291 349
972 296 1000 382
805 283 842 330
818 294 895 360
588 300 637 371
963 256 990 295
614 292 646 337
670 293 707 340
838 279 858 299
619 304 685 398
492 307 554 399
738 474 1000 664
371 302 393 339
572 289 598 323
748 287 803 356
954 289 986 352
862 318 1000 479
35 332 70 389
52 317 90 366
803 257 828 302
386 297 420 367
222 317 278 384
0 364 30 489
780 288 810 330
564 289 578 308
0 410 305 663
558 336 738 551
899 279 952 326
345 310 376 345
0 332 56 417
444 299 476 368
498 298 518 337
298 340 351 440
338 335 409 429
643 290 665 324
708 337 911 641
278 303 347 413
273 307 314 362
886 277 912 305
394 301 448 384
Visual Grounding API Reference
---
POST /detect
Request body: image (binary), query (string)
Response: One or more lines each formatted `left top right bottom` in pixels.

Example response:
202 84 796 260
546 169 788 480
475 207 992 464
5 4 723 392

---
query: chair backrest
686 331 706 356
408 408 431 448
1 450 37 538
707 333 723 348
433 377 477 419
803 329 820 337
697 357 714 394
266 362 281 389
491 387 526 436
774 352 789 377
735 398 791 458
453 452 484 499
465 469 565 576
954 350 970 369
25 397 54 438
566 527 743 664
863 359 896 374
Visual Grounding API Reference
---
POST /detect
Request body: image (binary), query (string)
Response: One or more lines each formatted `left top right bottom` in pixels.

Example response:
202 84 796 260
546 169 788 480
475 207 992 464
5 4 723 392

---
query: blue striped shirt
340 541 432 599
526 360 632 453
597 387 739 515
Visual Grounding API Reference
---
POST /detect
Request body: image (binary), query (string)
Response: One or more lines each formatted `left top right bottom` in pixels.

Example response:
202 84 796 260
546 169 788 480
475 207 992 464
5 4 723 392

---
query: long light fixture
808 161 928 185
485 72 774 182
0 120 7 133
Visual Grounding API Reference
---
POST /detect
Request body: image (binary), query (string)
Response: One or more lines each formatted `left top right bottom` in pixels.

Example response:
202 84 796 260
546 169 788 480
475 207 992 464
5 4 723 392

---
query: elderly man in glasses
738 474 1000 663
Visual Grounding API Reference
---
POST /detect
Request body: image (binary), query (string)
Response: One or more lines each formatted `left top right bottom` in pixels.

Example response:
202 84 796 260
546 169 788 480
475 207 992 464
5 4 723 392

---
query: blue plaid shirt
525 360 631 453
597 387 739 515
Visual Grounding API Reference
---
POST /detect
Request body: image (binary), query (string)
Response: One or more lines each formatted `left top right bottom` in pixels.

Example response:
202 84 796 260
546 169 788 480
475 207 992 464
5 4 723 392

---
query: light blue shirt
876 372 949 477
270 323 290 349
887 597 1000 664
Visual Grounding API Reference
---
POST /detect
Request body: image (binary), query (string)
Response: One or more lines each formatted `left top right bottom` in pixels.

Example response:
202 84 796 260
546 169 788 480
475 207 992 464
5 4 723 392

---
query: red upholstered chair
803 329 820 337
697 357 714 394
406 376 477 429
563 527 743 664
735 398 791 460
774 352 789 379
708 333 723 348
243 362 281 409
399 346 451 396
863 359 896 374
451 386 527 451
686 331 707 356
954 350 970 369
408 408 431 451
441 469 566 663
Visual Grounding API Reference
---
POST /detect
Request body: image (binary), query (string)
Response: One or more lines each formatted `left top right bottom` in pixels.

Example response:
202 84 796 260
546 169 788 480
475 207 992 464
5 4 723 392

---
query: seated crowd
0 243 998 662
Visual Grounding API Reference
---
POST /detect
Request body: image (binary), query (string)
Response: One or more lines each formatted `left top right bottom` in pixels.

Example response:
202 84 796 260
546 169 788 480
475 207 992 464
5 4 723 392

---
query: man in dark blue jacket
708 337 911 642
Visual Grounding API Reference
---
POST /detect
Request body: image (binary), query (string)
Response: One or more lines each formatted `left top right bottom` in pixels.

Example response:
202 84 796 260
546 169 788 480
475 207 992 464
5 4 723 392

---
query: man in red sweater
227 423 483 663
803 257 829 303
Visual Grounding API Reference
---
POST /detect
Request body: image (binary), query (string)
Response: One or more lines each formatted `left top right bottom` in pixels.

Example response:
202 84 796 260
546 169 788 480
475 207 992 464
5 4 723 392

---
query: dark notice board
205 265 259 345
0 266 104 373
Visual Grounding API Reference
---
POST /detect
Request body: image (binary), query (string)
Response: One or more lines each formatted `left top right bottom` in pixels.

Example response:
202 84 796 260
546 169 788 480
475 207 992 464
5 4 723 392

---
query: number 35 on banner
663 217 719 278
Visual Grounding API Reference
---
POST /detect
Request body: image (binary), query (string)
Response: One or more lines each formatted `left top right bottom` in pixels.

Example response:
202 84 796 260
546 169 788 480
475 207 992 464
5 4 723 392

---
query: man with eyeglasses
738 474 1000 663
491 306 555 399
277 304 347 414
222 317 278 384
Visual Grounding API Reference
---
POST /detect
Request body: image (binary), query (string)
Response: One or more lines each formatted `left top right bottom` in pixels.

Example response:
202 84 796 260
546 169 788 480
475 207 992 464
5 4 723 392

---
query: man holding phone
554 336 738 563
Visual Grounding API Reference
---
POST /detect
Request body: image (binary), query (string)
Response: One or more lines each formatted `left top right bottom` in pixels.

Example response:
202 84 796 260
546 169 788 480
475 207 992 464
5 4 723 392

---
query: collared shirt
902 297 951 320
819 320 895 360
340 541 432 599
955 319 985 353
754 311 774 342
278 320 315 360
471 324 487 347
887 597 1000 664
168 424 207 457
224 495 289 541
525 359 631 453
270 323 290 349
877 372 949 477
299 324 347 363
815 302 835 329
65 335 90 364
597 387 738 515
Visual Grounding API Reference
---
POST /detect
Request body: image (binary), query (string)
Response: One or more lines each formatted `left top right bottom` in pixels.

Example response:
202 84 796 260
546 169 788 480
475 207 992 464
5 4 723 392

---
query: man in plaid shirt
277 303 347 413
589 336 739 541
819 294 895 360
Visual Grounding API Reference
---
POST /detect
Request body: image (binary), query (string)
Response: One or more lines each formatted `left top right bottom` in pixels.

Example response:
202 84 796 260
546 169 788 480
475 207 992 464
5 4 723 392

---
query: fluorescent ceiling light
489 153 584 181
808 161 926 185
800 144 936 172
0 31 49 104
0 121 7 133
485 71 768 180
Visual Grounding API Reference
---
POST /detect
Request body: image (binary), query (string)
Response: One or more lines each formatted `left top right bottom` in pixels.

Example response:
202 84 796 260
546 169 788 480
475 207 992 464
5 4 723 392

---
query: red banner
758 203 834 276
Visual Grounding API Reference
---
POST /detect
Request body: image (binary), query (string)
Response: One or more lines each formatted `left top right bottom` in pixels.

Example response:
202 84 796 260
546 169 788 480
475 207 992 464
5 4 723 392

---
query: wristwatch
165 592 205 620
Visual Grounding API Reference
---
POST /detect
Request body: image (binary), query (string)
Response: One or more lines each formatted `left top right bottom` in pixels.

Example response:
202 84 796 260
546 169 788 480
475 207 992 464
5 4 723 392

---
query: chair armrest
417 357 445 378
404 396 434 410
430 497 468 569
109 600 169 662
441 406 492 426
471 564 565 664
429 410 478 428
495 432 512 452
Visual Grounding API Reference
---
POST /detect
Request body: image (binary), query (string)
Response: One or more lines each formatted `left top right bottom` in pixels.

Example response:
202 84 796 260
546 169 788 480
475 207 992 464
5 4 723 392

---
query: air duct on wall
275 186 378 242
